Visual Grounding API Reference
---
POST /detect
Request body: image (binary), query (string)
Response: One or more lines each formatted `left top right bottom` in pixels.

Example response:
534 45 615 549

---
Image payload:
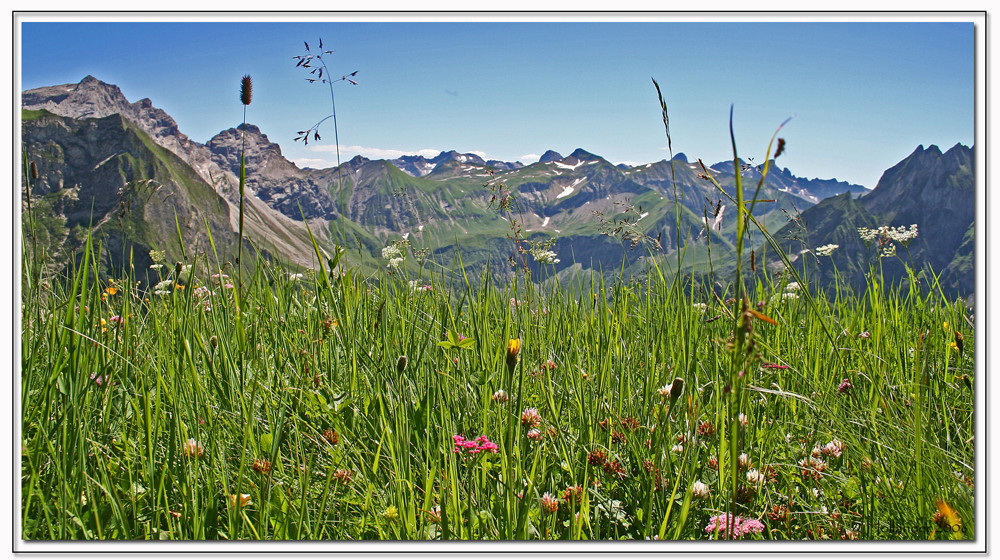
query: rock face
206 124 339 220
21 109 237 281
24 76 224 192
22 76 338 269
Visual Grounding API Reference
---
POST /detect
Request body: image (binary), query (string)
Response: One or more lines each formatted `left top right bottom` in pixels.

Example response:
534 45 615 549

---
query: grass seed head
240 75 253 105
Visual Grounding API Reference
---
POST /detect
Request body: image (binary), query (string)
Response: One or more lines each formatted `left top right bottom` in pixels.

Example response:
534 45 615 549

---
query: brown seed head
322 429 339 446
587 449 608 467
240 75 253 105
669 377 685 401
29 161 38 180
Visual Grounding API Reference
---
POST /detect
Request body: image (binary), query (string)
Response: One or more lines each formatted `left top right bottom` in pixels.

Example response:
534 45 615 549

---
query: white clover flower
691 481 710 499
747 469 765 485
738 453 750 469
824 439 845 458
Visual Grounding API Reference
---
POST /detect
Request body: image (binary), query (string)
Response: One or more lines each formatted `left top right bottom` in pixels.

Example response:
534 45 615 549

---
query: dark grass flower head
240 75 253 105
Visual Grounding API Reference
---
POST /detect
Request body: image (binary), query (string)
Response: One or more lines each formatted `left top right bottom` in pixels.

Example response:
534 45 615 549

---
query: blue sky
19 16 975 188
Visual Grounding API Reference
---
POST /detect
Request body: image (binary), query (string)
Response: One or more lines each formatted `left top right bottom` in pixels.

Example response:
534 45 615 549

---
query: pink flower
705 513 765 539
520 407 542 428
527 428 543 442
182 438 203 458
540 492 559 514
452 434 499 454
838 378 853 395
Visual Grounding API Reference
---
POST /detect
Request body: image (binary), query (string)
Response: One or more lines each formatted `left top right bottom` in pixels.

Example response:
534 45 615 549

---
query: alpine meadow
18 19 979 548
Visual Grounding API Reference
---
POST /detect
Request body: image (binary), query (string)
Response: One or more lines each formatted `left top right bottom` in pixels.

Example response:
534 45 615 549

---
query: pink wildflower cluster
108 315 125 328
837 378 853 395
193 286 214 312
704 513 765 539
452 434 499 455
210 273 234 290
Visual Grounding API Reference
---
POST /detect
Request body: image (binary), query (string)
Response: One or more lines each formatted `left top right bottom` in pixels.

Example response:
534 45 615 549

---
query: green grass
19 229 975 541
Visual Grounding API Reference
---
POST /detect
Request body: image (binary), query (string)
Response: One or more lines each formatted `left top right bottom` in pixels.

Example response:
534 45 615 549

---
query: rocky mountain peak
538 150 563 163
569 148 598 160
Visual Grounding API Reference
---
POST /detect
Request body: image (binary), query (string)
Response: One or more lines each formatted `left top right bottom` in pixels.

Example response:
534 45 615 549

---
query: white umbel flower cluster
858 224 919 247
814 244 839 256
382 240 410 269
529 247 561 264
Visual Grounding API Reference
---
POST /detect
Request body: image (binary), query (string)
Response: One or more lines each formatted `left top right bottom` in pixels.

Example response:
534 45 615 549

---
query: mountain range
20 76 974 298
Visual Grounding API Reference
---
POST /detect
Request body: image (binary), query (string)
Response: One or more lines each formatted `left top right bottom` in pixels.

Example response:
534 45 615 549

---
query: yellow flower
105 286 118 295
229 493 252 508
383 506 399 521
506 338 521 371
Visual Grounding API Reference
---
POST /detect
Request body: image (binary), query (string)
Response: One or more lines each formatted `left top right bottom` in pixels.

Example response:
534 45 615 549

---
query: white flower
529 247 561 265
823 438 844 458
288 273 304 282
888 224 918 245
387 257 403 269
671 444 684 453
408 280 431 292
692 302 708 313
747 469 765 485
691 481 710 499
880 244 897 258
785 282 800 292
382 244 402 260
814 244 839 256
153 280 173 294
